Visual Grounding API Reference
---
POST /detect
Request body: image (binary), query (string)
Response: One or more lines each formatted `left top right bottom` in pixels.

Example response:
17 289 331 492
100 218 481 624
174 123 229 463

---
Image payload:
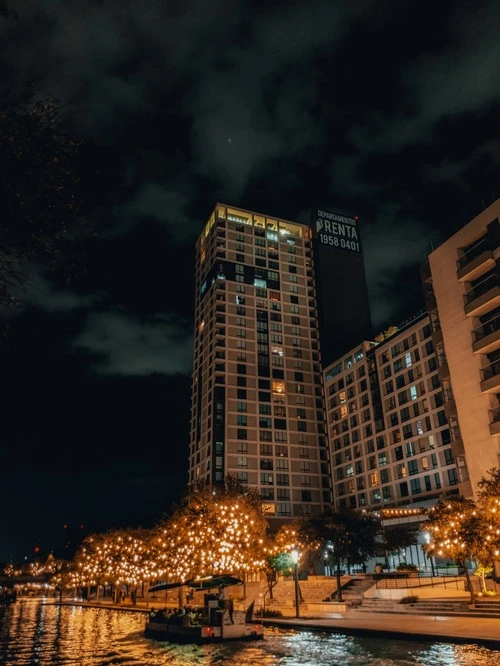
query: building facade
324 313 462 511
310 208 372 366
422 198 500 497
189 204 330 520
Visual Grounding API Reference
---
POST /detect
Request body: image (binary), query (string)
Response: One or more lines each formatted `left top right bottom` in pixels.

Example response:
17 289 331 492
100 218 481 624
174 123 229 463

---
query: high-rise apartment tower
188 203 372 521
324 313 462 512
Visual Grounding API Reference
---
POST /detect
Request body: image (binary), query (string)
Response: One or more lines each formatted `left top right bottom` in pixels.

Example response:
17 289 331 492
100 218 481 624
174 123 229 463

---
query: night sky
1 1 499 562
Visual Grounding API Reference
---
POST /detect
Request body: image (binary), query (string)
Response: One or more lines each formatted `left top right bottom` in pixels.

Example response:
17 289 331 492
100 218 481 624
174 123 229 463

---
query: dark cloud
111 182 196 242
73 309 193 376
188 1 370 197
361 205 436 327
17 273 104 313
348 3 500 155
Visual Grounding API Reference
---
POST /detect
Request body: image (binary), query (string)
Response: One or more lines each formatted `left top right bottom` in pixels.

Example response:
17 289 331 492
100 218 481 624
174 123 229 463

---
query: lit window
272 381 286 396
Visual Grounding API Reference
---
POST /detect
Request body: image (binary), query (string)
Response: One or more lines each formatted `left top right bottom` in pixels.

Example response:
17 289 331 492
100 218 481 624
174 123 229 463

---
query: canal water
1 599 499 665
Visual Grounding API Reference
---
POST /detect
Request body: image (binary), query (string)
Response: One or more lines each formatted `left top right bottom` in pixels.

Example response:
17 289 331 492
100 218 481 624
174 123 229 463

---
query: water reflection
0 600 499 665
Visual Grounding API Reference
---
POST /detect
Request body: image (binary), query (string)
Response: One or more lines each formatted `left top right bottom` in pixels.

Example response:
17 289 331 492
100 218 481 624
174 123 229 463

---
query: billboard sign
314 209 361 253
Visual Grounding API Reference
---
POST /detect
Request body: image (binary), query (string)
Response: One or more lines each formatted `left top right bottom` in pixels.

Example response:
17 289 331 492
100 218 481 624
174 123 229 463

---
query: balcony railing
472 313 500 342
489 406 500 424
481 359 500 382
442 388 454 403
464 273 500 305
457 236 491 270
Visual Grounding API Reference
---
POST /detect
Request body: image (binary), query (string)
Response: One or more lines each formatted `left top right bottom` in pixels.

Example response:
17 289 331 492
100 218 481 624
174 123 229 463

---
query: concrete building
188 203 372 521
324 313 461 511
421 198 500 497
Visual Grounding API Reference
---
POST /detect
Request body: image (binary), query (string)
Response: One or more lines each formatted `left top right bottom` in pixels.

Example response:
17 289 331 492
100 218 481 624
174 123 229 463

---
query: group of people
149 605 206 626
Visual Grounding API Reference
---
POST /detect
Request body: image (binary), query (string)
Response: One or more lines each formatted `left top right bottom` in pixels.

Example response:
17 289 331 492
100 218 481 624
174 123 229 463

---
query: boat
144 575 264 643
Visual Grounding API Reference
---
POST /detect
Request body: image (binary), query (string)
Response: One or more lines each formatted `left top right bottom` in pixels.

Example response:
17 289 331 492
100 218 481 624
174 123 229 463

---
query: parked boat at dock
144 575 264 643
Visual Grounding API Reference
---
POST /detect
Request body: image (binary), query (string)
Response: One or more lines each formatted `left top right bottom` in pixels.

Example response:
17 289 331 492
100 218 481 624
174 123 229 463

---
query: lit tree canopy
421 496 494 602
269 523 304 555
477 468 500 519
152 478 269 582
73 528 149 592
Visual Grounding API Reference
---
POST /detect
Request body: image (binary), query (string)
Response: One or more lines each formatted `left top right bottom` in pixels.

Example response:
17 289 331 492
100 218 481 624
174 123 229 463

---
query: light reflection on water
0 600 499 666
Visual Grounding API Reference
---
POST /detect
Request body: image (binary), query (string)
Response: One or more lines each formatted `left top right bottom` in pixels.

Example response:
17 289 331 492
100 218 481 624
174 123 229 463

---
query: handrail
472 313 500 341
374 573 464 592
457 236 491 270
464 273 500 304
481 359 500 381
490 406 500 424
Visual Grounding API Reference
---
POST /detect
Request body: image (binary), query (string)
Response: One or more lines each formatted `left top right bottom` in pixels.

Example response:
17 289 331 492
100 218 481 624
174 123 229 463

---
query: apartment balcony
437 358 450 381
443 395 458 418
464 274 500 317
472 314 500 354
457 237 495 282
489 407 500 436
450 426 465 455
480 359 500 393
431 325 443 344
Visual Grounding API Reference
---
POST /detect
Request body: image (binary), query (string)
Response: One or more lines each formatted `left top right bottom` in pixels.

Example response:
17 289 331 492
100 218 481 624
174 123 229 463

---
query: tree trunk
463 563 475 604
335 560 343 602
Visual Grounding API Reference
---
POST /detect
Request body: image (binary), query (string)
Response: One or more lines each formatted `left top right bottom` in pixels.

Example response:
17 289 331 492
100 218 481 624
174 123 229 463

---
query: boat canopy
149 575 243 593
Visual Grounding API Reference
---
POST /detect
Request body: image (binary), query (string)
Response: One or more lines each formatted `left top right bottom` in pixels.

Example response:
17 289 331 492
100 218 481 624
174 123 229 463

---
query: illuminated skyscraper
188 203 372 520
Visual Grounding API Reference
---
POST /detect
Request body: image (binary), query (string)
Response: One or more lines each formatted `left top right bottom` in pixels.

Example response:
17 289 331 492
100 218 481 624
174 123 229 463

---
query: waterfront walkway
264 612 500 648
56 599 500 648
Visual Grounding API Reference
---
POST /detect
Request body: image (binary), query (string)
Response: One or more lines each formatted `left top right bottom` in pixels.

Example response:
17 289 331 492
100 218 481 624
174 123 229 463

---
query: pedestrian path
265 611 500 648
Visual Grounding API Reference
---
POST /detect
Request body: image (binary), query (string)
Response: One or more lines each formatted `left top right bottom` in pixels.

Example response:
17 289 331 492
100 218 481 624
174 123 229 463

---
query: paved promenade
57 599 500 648
264 611 500 648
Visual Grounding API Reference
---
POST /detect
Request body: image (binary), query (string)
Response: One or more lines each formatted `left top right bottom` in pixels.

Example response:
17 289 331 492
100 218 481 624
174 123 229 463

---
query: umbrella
149 575 243 593
187 575 243 590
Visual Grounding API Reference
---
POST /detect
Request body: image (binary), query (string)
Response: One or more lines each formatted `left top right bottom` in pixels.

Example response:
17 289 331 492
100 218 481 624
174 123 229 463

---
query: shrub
396 563 418 572
400 595 419 604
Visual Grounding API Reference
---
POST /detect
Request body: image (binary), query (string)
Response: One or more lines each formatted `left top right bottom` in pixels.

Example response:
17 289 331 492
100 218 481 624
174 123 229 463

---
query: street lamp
291 549 300 618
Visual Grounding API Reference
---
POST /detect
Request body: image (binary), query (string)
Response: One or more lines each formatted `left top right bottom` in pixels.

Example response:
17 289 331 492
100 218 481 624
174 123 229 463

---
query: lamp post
291 549 300 618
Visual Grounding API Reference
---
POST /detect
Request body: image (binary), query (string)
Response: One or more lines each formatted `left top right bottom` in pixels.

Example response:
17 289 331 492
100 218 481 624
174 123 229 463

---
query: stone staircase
354 597 500 617
472 599 500 616
323 576 375 606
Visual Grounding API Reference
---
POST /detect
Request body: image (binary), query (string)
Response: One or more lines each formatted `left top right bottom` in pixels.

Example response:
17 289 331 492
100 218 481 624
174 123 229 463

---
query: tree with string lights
72 528 150 602
262 524 305 600
421 497 492 603
152 477 269 584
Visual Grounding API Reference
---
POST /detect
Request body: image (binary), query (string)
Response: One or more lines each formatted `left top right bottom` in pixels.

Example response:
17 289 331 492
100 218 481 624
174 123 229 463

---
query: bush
400 595 419 605
396 563 419 572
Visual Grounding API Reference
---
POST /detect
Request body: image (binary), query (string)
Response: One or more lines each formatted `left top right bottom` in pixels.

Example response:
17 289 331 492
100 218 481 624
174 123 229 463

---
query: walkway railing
374 574 464 592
